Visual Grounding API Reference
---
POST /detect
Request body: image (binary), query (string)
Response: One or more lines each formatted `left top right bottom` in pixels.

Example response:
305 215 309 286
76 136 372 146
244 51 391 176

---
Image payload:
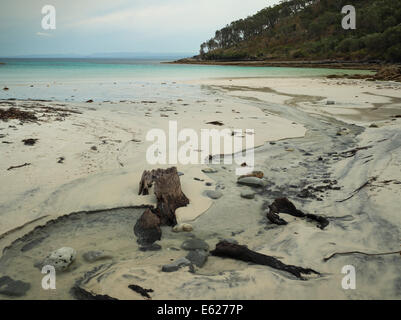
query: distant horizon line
0 51 196 59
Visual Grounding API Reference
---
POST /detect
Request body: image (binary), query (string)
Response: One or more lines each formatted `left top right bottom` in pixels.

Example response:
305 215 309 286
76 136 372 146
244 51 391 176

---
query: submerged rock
186 249 208 268
181 238 209 251
162 257 191 272
205 190 223 200
237 177 266 188
240 190 255 199
42 247 76 271
0 276 31 297
82 251 112 263
139 243 162 252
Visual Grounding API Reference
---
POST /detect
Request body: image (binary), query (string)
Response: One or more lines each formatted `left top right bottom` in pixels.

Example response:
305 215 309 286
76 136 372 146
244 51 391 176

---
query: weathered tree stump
133 208 161 245
211 241 319 279
138 167 189 226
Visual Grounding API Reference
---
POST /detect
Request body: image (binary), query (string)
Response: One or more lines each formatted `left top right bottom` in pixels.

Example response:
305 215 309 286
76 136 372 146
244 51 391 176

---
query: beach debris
7 163 31 171
240 190 255 199
22 138 38 146
323 248 401 262
336 177 377 203
205 190 223 200
239 171 264 179
162 257 191 273
71 265 118 300
181 238 209 251
326 100 335 105
369 123 379 128
266 198 329 230
138 167 189 226
201 167 218 174
237 176 266 188
42 247 76 272
3 87 9 91
133 208 161 246
172 223 193 233
339 146 372 158
0 276 31 297
86 99 94 103
57 157 65 164
0 107 38 122
128 284 154 299
211 241 319 279
91 146 98 151
82 251 112 263
186 249 209 267
206 121 224 126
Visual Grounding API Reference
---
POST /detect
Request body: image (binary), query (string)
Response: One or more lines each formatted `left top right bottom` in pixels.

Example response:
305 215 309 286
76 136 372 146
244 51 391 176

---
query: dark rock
22 138 38 146
0 276 31 297
237 177 265 188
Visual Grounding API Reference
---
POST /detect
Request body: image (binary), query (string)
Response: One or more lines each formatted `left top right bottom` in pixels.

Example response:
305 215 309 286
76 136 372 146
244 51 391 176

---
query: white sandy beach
0 76 400 300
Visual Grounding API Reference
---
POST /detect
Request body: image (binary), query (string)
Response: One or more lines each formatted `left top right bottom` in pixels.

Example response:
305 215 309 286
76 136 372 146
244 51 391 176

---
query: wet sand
0 77 400 299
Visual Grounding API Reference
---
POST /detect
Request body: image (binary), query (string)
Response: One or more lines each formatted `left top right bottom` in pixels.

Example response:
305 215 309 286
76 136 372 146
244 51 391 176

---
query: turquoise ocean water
0 58 372 102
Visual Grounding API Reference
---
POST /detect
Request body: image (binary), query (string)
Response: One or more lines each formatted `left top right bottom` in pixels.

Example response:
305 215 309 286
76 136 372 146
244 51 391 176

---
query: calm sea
0 58 372 102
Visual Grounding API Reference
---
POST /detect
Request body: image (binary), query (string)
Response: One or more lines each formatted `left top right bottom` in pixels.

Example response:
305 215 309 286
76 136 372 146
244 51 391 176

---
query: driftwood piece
323 249 401 262
267 198 329 230
336 177 377 203
128 284 154 299
211 241 319 279
7 163 31 171
138 167 189 226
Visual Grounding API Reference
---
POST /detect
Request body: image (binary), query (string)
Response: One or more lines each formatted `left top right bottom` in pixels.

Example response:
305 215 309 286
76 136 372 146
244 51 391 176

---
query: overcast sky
0 0 280 57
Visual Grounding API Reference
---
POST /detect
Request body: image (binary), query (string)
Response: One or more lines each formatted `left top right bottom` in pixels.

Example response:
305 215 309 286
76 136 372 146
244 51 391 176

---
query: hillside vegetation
199 0 401 62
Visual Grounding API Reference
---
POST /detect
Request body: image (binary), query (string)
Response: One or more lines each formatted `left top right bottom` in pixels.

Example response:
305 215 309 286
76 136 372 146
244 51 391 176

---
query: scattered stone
202 167 218 174
86 99 94 103
240 190 255 199
161 257 191 272
42 247 76 271
186 249 208 268
326 100 335 105
205 190 223 200
369 123 378 128
237 177 266 188
194 177 204 182
181 238 209 251
172 223 193 233
205 182 213 186
82 251 112 263
22 138 38 146
57 157 65 164
0 276 31 297
91 146 98 151
206 121 224 126
177 172 184 176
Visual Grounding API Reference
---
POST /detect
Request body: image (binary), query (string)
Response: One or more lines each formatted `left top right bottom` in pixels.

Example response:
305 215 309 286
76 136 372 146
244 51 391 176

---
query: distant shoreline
166 58 386 71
